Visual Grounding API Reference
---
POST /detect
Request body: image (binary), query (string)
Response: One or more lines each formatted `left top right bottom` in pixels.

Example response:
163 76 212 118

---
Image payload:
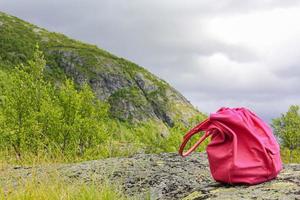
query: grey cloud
187 92 300 122
277 66 300 78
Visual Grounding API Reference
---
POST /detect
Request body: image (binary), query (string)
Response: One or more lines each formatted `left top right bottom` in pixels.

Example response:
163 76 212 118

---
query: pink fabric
178 107 282 185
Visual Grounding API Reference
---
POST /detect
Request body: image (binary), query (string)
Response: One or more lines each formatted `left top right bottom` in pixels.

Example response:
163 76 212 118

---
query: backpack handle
178 119 211 157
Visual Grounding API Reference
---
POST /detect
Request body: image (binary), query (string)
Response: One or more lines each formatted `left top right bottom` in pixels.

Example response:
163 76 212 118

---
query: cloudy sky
1 0 300 122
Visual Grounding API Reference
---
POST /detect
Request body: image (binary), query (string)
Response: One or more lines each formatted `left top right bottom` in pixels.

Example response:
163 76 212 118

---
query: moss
182 191 205 200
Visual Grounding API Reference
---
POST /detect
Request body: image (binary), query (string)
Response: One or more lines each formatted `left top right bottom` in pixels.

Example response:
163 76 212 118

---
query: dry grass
1 179 129 200
0 157 134 200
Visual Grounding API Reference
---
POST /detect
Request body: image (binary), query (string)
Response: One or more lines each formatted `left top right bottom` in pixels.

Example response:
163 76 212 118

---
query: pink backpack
179 107 282 185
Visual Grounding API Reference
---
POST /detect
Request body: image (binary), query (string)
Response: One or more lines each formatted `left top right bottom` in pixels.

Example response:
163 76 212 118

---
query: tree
272 105 300 162
0 47 111 160
57 79 80 154
58 80 109 156
76 83 109 156
0 47 48 159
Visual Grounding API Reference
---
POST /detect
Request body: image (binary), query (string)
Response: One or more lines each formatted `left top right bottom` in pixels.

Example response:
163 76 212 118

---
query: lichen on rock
2 153 299 200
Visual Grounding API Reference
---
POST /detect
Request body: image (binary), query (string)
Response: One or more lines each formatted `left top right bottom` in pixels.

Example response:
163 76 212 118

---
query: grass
0 169 132 200
0 142 298 200
0 140 140 166
0 119 207 199
0 142 148 200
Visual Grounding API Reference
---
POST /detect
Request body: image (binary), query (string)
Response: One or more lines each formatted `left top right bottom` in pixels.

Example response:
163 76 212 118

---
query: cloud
1 0 300 122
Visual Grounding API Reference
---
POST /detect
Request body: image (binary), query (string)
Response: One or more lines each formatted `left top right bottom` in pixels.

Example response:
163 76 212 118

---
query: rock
90 72 134 100
134 72 158 93
50 49 88 86
2 153 300 200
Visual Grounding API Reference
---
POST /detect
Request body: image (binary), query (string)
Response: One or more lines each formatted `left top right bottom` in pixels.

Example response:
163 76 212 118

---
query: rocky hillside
1 153 299 200
0 11 202 128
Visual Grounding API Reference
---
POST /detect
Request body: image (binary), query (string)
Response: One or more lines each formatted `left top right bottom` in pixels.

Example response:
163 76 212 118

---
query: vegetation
0 46 299 166
0 48 206 164
0 49 107 161
272 105 300 163
0 170 132 200
1 9 299 200
1 48 299 165
1 11 203 127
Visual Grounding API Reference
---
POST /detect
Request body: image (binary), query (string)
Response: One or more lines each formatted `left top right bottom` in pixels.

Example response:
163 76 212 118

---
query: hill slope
0 11 202 129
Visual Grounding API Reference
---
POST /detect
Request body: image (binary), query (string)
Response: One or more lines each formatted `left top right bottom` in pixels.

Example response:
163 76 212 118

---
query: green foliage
0 48 110 160
0 12 116 82
0 12 208 163
1 12 300 166
121 114 208 154
280 147 300 164
163 115 209 153
0 14 38 66
0 49 47 158
272 105 300 162
58 80 109 156
0 48 208 164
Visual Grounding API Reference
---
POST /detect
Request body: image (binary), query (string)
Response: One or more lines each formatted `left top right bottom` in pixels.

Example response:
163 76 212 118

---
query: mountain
0 11 202 130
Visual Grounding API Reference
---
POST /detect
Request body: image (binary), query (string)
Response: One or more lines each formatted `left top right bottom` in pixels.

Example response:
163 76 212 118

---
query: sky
1 0 300 122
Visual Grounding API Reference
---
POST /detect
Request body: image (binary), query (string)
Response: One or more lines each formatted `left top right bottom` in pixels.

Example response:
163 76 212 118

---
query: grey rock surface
2 153 300 200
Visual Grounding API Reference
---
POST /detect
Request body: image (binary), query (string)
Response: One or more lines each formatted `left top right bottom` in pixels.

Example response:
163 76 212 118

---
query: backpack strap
178 119 211 157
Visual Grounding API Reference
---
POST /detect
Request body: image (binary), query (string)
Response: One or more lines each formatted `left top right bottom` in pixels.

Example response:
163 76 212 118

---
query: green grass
0 169 132 200
1 182 129 200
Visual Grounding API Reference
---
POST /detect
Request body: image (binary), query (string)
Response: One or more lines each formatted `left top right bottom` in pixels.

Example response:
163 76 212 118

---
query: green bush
280 147 300 163
0 48 208 164
272 105 300 163
0 48 110 161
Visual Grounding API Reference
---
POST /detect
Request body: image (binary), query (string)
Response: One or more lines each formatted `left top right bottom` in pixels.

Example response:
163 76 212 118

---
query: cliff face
0 11 202 128
2 153 300 200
